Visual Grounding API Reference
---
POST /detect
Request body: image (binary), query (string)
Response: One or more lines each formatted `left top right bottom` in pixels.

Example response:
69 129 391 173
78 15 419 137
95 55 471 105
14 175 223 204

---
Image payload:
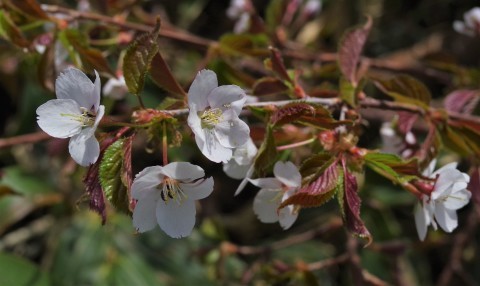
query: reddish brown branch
0 131 50 149
234 217 343 255
41 5 213 48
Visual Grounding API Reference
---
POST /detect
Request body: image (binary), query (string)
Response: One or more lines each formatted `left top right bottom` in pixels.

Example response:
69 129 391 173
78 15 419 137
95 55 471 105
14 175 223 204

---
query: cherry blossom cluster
36 67 472 240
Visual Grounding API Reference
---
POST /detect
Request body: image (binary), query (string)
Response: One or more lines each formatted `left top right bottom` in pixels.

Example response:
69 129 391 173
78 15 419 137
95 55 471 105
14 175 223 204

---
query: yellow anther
200 108 223 129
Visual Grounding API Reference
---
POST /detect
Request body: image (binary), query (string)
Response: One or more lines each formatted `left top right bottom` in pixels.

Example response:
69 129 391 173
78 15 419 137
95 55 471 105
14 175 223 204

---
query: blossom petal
36 99 82 138
188 70 217 111
181 177 214 200
198 129 233 163
156 199 196 238
93 105 105 130
234 165 254 196
278 205 298 230
233 138 257 165
414 202 429 241
132 197 158 233
274 161 301 188
131 166 164 200
68 130 99 166
55 68 97 110
162 162 205 182
223 160 251 179
214 116 249 148
249 178 282 189
443 189 472 210
208 85 245 110
253 189 281 223
92 70 101 111
434 205 458 232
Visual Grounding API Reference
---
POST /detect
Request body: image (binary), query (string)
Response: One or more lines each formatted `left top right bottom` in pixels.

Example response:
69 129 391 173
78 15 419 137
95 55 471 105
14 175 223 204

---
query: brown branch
307 253 350 271
234 217 343 255
41 5 213 48
0 131 50 149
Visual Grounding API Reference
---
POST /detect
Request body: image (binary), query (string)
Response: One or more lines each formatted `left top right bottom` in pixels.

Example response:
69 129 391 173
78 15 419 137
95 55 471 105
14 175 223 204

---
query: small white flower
102 75 128 100
249 161 301 229
453 7 480 37
303 0 322 16
131 162 214 238
380 122 415 157
36 68 104 166
223 138 257 180
414 161 471 241
227 0 251 33
187 69 250 163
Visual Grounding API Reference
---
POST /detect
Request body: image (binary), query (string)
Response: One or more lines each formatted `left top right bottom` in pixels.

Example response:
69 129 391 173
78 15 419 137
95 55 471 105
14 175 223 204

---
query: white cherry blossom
453 7 480 37
249 161 301 230
102 75 128 100
414 161 471 241
227 0 251 33
223 138 257 180
36 68 104 166
187 69 250 163
131 162 214 238
380 122 415 158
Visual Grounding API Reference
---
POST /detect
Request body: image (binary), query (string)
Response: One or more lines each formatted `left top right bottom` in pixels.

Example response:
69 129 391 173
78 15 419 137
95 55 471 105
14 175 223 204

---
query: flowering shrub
1 1 480 285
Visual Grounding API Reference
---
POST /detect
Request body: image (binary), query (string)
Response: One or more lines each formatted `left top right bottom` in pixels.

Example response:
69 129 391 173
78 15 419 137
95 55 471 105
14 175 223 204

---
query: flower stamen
61 107 96 127
160 177 188 205
200 108 223 129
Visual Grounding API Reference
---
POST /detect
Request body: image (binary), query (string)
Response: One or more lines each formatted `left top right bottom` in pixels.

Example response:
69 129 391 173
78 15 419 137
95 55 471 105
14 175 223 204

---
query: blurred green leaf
0 253 50 286
219 33 269 57
0 166 54 196
373 74 431 108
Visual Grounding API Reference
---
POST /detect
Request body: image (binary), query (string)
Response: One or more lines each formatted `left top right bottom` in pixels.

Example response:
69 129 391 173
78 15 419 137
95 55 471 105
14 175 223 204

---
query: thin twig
235 217 343 255
0 131 50 149
41 4 213 48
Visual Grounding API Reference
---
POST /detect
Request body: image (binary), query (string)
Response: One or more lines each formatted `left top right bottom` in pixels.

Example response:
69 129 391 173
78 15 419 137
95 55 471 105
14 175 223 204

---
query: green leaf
0 167 54 196
150 52 187 99
0 10 29 47
123 20 161 96
440 126 473 156
265 0 285 33
373 74 432 108
364 152 419 183
340 77 356 106
0 253 50 286
253 124 277 177
219 33 269 57
99 139 131 214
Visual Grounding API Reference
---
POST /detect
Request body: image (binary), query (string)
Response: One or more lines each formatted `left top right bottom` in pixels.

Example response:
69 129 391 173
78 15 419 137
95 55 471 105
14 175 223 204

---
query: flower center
159 177 187 205
200 108 222 129
61 107 96 127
